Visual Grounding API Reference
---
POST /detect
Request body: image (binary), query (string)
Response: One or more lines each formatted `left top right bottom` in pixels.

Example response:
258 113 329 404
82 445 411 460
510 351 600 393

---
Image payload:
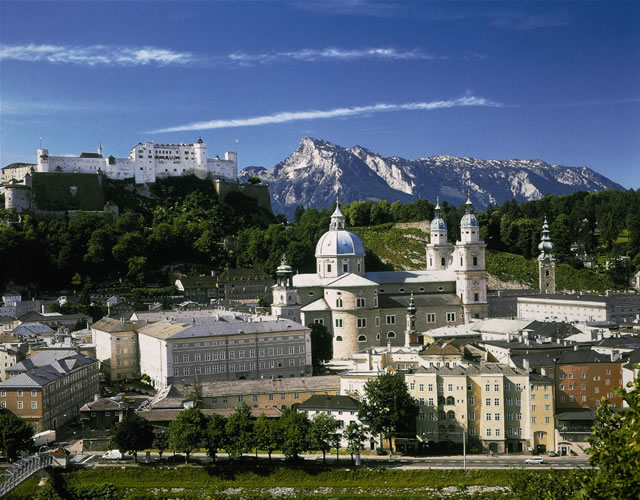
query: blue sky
1 1 639 188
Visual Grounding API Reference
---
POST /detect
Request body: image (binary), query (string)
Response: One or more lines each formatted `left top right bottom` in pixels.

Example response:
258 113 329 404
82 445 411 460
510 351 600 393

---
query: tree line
1 176 638 301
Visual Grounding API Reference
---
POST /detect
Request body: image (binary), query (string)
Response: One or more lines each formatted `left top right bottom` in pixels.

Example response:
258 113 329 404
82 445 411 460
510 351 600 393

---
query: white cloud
0 43 442 68
148 96 504 133
226 47 442 64
0 44 196 66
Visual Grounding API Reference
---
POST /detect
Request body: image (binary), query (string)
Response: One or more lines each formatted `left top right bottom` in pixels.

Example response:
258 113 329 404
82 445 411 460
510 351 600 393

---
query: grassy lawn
6 465 572 499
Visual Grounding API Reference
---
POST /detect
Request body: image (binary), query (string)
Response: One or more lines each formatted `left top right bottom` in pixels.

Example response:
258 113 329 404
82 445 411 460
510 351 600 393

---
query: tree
310 323 332 374
224 402 254 459
254 413 281 461
188 376 203 409
153 431 169 460
344 422 366 463
358 372 419 452
279 408 310 460
247 176 262 185
0 412 34 461
108 413 155 463
584 370 640 499
169 407 207 463
310 412 341 464
206 413 226 462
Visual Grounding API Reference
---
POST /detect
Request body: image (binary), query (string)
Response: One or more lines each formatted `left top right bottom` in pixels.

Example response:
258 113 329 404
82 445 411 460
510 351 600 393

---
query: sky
1 0 639 188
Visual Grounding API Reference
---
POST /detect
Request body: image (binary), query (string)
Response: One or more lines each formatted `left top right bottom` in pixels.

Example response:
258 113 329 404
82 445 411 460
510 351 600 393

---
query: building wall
140 329 312 389
206 386 338 411
529 381 556 453
555 361 624 409
518 298 608 323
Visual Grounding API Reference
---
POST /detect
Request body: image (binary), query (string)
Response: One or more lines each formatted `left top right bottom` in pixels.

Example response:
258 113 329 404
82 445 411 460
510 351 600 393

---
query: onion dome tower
538 217 556 294
271 254 300 322
455 193 488 322
426 197 454 270
404 292 418 347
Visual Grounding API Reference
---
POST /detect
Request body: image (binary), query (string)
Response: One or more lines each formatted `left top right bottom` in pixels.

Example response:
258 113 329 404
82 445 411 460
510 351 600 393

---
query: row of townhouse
0 350 99 432
92 312 313 389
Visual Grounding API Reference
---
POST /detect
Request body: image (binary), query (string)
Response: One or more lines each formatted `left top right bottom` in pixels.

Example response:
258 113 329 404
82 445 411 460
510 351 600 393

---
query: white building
137 314 312 389
34 138 237 184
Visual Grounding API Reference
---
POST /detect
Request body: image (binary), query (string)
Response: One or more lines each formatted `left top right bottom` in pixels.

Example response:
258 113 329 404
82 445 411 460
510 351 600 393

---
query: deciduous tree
254 413 281 461
224 402 254 459
344 422 366 463
310 412 341 464
206 413 226 462
169 407 207 463
0 412 34 461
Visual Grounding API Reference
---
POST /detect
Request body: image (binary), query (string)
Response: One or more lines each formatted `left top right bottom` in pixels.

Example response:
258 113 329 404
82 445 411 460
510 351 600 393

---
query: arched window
357 335 367 342
336 298 343 308
336 336 343 341
387 331 396 339
545 270 550 277
438 396 445 405
376 333 380 340
287 294 292 301
446 396 455 405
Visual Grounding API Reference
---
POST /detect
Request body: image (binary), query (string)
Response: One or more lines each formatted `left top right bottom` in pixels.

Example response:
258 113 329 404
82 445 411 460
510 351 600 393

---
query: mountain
240 137 624 219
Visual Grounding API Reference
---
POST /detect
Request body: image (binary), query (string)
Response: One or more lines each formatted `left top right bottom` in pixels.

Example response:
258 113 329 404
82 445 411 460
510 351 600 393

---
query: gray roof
12 322 55 337
556 349 613 364
91 317 139 333
193 375 340 397
7 350 79 372
414 362 527 376
139 316 309 341
366 270 456 284
0 353 96 389
80 398 127 412
297 395 360 411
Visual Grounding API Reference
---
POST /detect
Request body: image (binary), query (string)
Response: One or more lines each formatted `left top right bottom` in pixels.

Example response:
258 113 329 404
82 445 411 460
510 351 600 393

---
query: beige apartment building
406 363 556 454
91 318 140 382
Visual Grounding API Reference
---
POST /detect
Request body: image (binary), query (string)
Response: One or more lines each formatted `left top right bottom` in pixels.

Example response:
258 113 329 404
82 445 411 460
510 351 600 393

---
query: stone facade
91 318 140 382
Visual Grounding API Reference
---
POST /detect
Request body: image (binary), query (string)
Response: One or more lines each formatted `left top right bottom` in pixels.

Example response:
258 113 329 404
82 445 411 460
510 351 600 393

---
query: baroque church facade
272 199 489 359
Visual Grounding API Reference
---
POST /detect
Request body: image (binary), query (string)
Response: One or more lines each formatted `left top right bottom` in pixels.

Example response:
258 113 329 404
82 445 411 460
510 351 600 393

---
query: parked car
548 450 559 457
102 450 123 460
525 457 544 464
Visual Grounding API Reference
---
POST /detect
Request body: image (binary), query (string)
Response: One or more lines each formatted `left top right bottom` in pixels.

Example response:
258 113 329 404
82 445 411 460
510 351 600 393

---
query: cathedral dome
315 203 365 257
430 200 447 231
315 230 365 257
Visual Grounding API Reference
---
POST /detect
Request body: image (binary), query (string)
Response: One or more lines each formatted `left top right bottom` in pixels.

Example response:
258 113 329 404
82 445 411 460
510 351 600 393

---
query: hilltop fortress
35 138 237 184
2 139 250 216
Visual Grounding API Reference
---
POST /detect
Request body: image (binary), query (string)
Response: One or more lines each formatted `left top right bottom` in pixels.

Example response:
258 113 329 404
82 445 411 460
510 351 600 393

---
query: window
494 413 500 421
486 413 492 421
386 315 396 325
473 256 478 266
507 397 512 406
469 396 475 405
532 405 536 412
31 401 37 409
531 416 536 424
426 313 436 323
448 384 453 392
569 384 573 391
495 428 500 437
474 293 479 302
531 394 536 400
336 298 343 307
195 353 201 362
545 417 551 424
568 373 574 379
507 412 513 420
486 398 491 406
387 331 396 339
183 367 190 376
594 387 599 394
31 390 37 396
357 335 367 342
342 263 348 272
357 298 366 308
516 398 521 406
17 401 23 409
516 412 522 421
486 429 492 437
446 312 456 322
469 410 475 420
515 384 521 392
357 318 367 328
0 402 5 409
428 398 434 406
183 354 189 362
428 384 434 392
494 384 499 392
0 391 5 397
335 318 343 328
559 384 564 391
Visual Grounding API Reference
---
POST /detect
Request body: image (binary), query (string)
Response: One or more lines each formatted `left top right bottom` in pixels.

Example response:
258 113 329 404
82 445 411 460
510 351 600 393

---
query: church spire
330 198 345 230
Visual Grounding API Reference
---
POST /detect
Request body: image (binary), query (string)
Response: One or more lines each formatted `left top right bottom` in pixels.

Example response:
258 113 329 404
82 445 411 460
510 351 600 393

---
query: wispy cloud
148 96 504 133
227 47 442 64
0 44 196 66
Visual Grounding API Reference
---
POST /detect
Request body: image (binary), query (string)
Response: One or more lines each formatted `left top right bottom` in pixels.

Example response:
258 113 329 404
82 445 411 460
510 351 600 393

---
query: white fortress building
35 138 237 184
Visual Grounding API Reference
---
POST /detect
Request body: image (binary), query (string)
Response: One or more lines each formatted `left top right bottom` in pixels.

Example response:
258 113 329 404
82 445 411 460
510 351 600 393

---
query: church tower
538 217 556 294
271 254 300 323
455 195 488 322
426 198 454 270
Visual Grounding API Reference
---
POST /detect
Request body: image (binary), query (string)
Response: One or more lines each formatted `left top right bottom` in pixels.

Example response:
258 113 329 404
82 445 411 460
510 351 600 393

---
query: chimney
387 341 392 353
523 359 530 371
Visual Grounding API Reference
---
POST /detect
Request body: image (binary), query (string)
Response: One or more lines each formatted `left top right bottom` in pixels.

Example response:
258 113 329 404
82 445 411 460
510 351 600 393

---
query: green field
7 465 572 499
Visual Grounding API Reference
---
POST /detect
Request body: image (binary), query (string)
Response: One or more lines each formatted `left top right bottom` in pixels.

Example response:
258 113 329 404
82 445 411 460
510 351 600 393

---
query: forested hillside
1 180 638 306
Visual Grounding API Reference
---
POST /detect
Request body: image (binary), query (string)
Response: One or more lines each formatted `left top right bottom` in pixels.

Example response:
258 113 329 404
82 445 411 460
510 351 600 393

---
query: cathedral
272 198 489 359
